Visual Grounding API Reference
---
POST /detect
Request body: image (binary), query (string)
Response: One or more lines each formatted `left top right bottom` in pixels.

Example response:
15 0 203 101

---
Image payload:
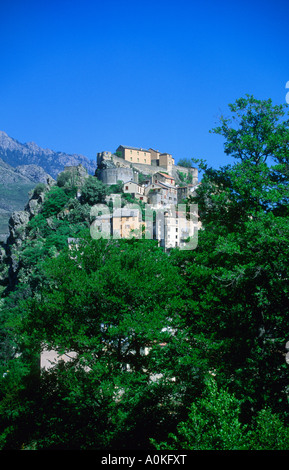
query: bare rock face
9 210 30 228
8 210 30 246
25 198 41 217
15 164 53 183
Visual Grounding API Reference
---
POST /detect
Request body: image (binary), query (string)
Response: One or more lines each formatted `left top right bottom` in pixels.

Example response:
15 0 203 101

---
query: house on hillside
177 183 199 203
112 208 144 238
91 207 145 240
123 181 147 202
145 182 177 208
151 171 175 186
155 208 198 250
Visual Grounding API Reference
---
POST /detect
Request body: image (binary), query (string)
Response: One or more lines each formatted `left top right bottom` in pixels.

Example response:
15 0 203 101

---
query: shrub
80 176 107 206
41 187 70 218
32 183 46 199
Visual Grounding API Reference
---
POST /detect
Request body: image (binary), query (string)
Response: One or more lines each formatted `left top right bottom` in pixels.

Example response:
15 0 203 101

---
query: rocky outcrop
8 210 30 246
25 198 42 217
2 179 54 289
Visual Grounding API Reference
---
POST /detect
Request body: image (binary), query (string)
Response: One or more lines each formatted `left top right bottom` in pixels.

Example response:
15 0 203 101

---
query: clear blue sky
0 0 288 170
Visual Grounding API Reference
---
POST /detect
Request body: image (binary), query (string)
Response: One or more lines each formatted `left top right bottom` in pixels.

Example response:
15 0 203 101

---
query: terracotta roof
157 172 175 180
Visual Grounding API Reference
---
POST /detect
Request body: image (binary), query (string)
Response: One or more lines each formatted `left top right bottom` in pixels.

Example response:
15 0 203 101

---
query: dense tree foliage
154 378 289 450
182 96 289 420
80 176 107 206
1 95 289 450
1 237 208 449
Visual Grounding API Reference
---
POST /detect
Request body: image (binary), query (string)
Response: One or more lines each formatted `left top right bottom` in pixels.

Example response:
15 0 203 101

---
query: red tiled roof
157 172 175 179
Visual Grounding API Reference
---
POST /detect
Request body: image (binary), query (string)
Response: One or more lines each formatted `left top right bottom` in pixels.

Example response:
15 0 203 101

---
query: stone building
155 208 198 250
116 145 151 165
112 208 144 238
115 146 174 173
177 183 199 202
145 182 178 208
97 166 137 185
151 171 175 186
149 148 175 171
123 181 147 202
91 207 144 239
96 152 139 185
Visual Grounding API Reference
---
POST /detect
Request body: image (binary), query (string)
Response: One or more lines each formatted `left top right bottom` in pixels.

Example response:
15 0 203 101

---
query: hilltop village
89 145 200 249
41 145 200 370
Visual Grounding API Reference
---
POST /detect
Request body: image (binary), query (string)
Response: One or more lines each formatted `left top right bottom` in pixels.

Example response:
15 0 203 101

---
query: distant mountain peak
0 131 96 178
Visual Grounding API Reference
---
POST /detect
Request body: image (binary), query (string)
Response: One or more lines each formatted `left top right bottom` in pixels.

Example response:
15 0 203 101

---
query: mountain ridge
0 131 96 178
0 131 96 240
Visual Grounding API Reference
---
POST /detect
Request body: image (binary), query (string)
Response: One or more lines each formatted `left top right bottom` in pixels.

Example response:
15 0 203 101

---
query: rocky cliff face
0 155 54 241
2 177 55 288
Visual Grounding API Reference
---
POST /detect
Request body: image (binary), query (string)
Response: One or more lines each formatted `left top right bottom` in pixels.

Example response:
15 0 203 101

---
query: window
125 186 128 190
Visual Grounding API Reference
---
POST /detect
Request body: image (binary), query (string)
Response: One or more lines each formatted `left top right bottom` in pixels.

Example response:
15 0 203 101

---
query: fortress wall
98 167 135 185
97 153 198 184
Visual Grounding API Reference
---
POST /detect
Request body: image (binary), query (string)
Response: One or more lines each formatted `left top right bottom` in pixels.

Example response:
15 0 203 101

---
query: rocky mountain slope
0 131 96 178
0 157 52 185
0 131 96 240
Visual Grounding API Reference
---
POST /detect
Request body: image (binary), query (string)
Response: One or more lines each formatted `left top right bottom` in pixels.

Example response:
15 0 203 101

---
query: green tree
106 180 124 195
32 183 46 199
57 171 72 188
177 157 193 168
41 186 72 218
184 95 289 420
211 94 289 165
80 176 107 206
153 379 289 450
2 237 207 449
